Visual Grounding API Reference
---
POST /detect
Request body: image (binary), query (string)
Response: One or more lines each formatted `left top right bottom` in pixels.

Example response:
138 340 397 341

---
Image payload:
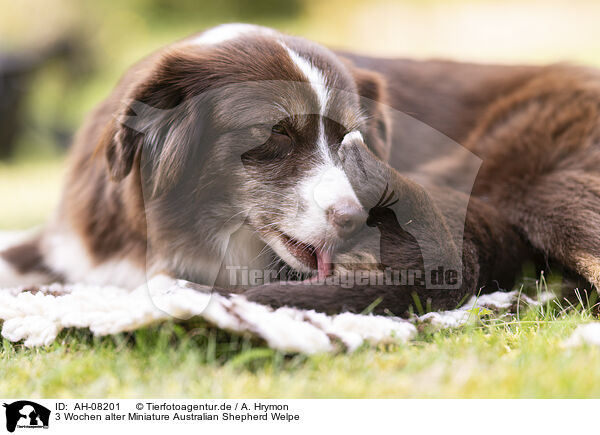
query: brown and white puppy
0 24 391 292
4 24 600 316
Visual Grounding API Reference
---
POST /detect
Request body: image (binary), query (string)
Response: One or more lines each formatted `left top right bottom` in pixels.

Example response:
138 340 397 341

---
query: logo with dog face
3 401 50 432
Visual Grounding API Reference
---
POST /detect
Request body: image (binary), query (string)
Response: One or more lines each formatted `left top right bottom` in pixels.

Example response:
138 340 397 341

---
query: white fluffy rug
0 281 417 353
0 232 560 354
0 281 559 353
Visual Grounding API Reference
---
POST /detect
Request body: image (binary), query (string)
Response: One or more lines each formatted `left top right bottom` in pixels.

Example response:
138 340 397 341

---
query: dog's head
101 24 391 279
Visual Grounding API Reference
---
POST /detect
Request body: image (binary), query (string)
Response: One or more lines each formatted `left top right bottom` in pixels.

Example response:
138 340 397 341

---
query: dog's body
2 24 600 315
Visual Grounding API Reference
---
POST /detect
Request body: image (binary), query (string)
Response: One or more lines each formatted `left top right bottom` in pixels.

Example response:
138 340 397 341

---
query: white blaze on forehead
192 23 276 45
282 46 330 114
281 43 332 160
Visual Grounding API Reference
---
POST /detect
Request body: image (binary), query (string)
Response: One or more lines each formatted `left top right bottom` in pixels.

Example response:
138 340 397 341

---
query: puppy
0 24 391 292
3 24 599 316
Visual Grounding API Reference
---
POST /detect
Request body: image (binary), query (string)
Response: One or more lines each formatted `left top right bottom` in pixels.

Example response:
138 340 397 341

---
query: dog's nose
327 200 366 239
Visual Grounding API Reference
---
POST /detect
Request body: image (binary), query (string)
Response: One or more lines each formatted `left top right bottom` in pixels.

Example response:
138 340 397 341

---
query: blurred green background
2 0 600 229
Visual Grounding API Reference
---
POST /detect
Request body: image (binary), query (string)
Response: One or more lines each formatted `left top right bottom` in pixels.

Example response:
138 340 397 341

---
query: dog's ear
102 51 210 195
103 106 144 182
351 66 392 160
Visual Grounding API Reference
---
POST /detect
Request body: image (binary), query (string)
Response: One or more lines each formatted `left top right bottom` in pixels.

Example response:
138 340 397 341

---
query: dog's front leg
239 136 529 316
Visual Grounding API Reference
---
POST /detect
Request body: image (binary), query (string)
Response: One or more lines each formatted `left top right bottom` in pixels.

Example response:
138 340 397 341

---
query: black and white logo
3 401 50 433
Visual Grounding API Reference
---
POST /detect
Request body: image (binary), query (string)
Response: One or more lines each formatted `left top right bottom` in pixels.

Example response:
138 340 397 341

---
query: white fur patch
207 225 270 288
341 130 364 146
281 162 362 249
43 230 146 289
192 23 275 45
311 166 361 211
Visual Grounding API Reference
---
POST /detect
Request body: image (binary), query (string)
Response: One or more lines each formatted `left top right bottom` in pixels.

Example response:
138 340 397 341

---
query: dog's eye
270 124 293 156
271 124 288 136
242 123 293 164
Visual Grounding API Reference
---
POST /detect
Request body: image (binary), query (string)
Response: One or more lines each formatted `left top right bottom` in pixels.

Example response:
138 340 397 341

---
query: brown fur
1 238 54 277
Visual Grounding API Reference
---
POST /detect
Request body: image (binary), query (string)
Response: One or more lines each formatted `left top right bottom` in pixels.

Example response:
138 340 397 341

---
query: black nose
327 200 366 239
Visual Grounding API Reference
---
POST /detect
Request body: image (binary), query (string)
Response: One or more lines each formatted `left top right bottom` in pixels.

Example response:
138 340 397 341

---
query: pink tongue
315 249 332 280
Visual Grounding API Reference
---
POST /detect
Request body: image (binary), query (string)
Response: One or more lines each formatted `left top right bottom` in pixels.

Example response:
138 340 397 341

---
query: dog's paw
338 131 370 178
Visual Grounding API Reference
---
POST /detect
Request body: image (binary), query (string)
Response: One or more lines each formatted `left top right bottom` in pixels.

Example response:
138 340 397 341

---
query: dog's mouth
271 231 332 280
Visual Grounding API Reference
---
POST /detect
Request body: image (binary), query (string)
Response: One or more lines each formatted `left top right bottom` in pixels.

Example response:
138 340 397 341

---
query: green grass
2 302 600 398
2 158 600 398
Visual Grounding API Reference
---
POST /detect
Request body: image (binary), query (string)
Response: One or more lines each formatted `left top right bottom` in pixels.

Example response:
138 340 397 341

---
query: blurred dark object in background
0 0 304 161
141 0 303 22
0 38 87 160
